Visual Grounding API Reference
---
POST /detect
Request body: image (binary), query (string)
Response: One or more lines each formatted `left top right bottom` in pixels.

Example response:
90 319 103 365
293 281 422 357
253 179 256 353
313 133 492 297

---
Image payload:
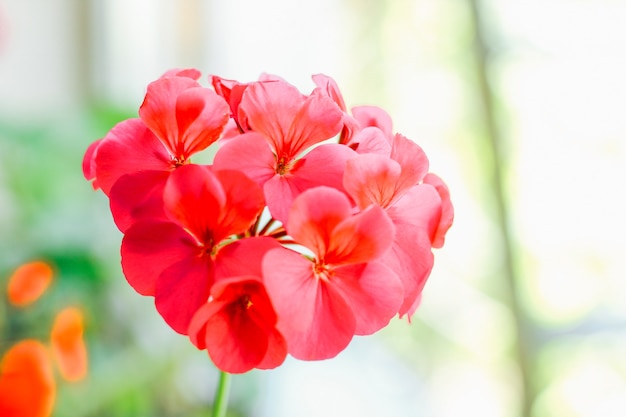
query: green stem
212 370 231 417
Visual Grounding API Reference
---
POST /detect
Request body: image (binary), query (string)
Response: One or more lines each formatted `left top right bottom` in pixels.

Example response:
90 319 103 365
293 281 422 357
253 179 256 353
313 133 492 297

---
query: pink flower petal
332 261 403 335
424 173 454 248
326 204 395 265
283 89 343 157
311 73 347 111
286 186 352 258
343 153 403 209
351 105 393 140
264 144 355 224
348 127 391 155
240 81 304 153
159 68 201 80
213 132 277 188
263 247 355 360
381 226 434 317
390 133 429 190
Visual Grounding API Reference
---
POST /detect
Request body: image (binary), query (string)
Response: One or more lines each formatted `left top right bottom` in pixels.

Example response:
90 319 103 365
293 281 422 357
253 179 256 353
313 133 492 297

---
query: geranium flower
343 133 446 316
121 164 265 334
189 237 287 374
83 69 230 231
213 80 353 223
262 187 403 360
83 69 454 378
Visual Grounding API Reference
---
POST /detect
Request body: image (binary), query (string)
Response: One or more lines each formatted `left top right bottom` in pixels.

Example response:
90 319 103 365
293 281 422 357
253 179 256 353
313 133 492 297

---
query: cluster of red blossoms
83 69 453 373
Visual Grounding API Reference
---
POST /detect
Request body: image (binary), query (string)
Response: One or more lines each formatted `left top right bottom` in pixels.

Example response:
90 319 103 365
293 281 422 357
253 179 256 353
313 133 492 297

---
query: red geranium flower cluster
83 69 453 373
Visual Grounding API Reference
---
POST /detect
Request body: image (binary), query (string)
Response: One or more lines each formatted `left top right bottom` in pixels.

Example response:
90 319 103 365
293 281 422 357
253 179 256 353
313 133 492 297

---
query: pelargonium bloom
343 133 453 317
83 69 453 373
213 79 355 223
189 237 287 373
262 187 403 360
83 69 230 231
121 164 265 334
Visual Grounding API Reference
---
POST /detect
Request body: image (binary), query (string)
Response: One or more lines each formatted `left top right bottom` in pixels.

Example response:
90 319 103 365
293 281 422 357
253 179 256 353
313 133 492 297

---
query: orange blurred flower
50 307 88 382
0 340 56 417
7 261 54 307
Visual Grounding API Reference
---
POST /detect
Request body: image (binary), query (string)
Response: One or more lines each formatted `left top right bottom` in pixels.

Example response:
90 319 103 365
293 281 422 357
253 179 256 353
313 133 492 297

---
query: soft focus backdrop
2 1 626 416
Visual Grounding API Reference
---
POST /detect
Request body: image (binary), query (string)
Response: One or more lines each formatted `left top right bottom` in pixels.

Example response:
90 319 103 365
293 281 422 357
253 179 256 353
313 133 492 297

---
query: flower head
83 70 453 372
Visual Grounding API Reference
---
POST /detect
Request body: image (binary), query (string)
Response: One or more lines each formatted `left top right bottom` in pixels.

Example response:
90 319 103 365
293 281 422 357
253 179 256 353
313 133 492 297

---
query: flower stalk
212 370 231 417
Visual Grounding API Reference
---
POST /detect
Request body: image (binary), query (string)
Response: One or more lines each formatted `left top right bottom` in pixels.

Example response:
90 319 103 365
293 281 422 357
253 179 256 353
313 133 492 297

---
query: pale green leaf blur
1 1 625 416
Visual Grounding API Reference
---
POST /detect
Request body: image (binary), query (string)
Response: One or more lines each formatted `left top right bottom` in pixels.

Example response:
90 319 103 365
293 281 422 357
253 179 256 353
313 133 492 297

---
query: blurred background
1 0 626 416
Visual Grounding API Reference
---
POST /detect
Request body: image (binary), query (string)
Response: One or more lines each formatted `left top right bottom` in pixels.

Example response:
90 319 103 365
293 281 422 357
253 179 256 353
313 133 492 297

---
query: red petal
263 248 355 360
175 87 230 156
7 261 54 307
192 277 285 373
286 186 352 258
50 307 88 382
94 119 172 195
155 255 214 335
163 164 226 241
255 327 287 370
214 169 265 236
204 306 268 373
214 237 282 281
121 221 199 296
82 139 101 185
138 76 200 155
109 170 170 232
211 75 250 129
0 340 55 417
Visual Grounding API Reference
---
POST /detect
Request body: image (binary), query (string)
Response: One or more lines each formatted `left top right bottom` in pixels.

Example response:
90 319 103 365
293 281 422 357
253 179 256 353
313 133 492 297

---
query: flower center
171 155 188 168
313 261 332 281
238 295 253 310
275 155 291 175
